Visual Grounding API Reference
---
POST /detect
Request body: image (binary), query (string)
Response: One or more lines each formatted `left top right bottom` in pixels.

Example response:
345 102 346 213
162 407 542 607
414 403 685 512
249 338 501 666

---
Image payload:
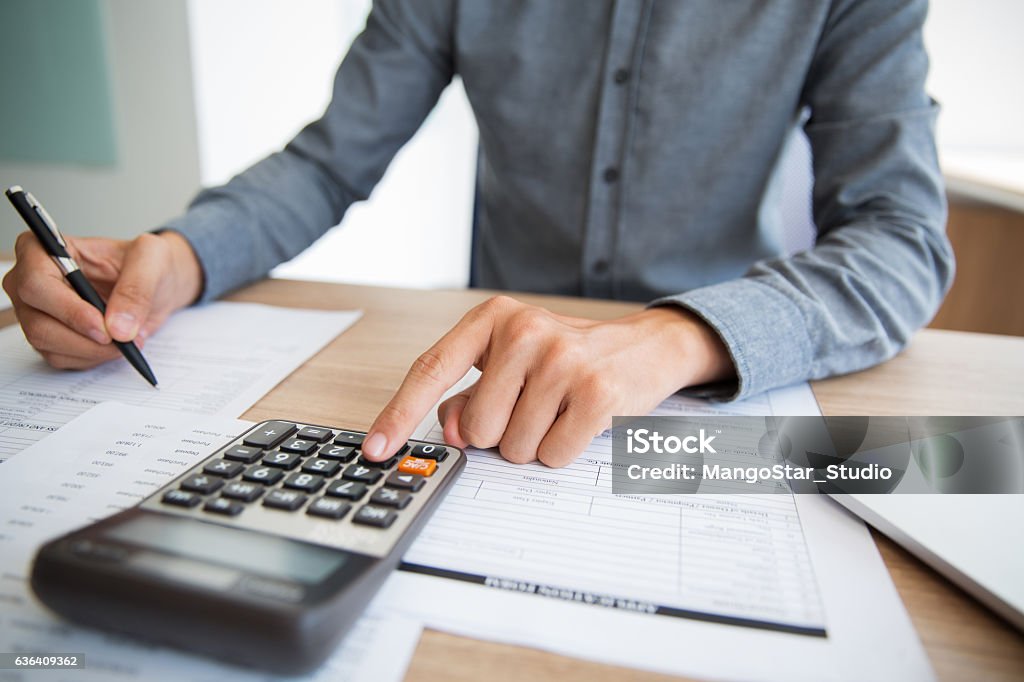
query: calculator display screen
105 515 345 584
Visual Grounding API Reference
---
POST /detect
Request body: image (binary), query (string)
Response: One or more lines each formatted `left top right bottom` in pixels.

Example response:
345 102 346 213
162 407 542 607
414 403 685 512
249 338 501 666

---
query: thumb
438 385 475 448
104 234 165 342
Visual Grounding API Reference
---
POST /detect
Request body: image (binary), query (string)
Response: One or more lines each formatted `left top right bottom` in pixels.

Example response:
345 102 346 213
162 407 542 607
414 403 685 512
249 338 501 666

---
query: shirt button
603 167 619 183
592 259 610 275
613 68 630 84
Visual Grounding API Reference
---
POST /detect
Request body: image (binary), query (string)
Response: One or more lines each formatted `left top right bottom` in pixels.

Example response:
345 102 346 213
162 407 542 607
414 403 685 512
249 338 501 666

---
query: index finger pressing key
362 304 497 460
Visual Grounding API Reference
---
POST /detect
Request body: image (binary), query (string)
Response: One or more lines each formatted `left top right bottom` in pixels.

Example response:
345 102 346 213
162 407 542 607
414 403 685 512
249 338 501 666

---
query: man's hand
2 230 203 369
362 295 734 467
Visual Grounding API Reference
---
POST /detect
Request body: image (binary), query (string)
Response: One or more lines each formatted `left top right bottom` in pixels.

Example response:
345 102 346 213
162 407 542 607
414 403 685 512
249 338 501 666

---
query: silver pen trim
53 256 80 276
24 191 67 248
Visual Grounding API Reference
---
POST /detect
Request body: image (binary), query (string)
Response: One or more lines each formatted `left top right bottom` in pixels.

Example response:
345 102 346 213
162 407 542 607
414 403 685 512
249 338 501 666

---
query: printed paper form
0 403 420 682
0 302 360 462
389 379 932 680
403 382 828 634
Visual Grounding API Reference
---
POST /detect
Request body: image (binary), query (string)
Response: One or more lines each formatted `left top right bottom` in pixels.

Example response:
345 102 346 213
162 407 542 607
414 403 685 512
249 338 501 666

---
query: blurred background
1 0 1022 335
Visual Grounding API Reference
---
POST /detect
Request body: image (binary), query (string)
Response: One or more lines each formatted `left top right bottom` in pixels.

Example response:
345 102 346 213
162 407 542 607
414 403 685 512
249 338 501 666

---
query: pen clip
24 191 67 248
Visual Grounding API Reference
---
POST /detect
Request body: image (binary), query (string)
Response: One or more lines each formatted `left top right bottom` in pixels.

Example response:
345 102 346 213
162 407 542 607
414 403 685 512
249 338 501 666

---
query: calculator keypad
319 444 356 461
326 480 368 500
283 472 325 493
262 451 302 469
385 472 426 491
296 426 334 443
370 487 412 509
222 481 264 502
155 420 457 557
307 498 351 519
333 431 365 447
242 421 297 448
181 474 223 495
398 456 436 477
280 438 319 456
243 465 284 485
411 443 447 460
301 458 341 476
203 459 244 478
204 498 244 516
353 505 397 528
342 464 383 484
223 445 263 463
163 490 201 507
263 489 308 511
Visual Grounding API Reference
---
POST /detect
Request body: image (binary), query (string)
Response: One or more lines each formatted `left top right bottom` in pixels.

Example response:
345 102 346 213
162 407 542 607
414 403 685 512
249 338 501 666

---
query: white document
403 384 828 632
380 378 934 682
0 403 420 682
0 302 360 462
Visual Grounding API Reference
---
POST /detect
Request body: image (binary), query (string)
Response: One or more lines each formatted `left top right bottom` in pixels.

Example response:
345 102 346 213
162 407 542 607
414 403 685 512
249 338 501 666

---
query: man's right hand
2 230 203 369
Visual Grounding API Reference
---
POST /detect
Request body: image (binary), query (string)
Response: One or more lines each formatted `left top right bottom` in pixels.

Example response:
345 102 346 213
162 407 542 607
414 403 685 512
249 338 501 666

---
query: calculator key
283 472 325 493
333 431 365 447
180 474 224 495
297 426 335 443
222 445 264 463
203 459 244 478
319 444 357 461
262 451 302 469
357 453 401 469
342 463 383 484
397 456 437 477
243 421 297 448
204 498 244 516
370 487 412 509
222 481 264 502
162 490 201 508
385 472 426 492
411 443 448 461
243 465 285 485
325 480 368 500
262 489 308 511
306 497 351 519
280 438 319 456
353 505 397 528
301 458 341 477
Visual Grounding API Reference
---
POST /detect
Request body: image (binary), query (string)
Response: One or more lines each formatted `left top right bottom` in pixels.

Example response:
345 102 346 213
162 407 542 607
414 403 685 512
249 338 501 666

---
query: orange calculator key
398 456 437 477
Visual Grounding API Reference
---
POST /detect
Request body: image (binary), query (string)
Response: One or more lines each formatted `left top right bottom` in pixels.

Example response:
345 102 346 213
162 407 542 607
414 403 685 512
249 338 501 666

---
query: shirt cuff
648 278 814 401
162 203 251 304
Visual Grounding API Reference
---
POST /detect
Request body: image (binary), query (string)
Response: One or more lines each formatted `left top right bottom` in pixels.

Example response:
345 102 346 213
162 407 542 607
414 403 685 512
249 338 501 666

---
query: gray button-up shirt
168 0 952 400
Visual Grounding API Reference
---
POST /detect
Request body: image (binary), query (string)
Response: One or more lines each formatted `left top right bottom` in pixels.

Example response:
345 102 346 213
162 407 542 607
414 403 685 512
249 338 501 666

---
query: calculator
30 420 464 674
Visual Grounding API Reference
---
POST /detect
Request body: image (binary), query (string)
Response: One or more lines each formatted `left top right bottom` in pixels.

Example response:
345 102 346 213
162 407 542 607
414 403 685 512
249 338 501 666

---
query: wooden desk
2 278 1023 681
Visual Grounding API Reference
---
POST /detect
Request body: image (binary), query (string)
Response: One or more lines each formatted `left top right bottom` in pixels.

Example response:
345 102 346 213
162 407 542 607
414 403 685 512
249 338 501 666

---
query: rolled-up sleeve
652 0 953 400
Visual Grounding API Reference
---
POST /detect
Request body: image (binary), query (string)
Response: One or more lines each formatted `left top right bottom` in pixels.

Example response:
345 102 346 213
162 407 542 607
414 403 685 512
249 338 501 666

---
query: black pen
5 186 158 387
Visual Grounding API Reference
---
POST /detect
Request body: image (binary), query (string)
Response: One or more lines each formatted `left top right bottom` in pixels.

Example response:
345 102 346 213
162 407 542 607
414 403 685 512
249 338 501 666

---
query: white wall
924 0 1024 155
186 0 477 290
923 0 1024 207
0 0 201 251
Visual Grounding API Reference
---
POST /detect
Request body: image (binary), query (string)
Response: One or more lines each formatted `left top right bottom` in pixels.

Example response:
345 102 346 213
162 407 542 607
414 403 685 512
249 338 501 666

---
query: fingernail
362 432 387 460
88 328 109 344
108 312 138 340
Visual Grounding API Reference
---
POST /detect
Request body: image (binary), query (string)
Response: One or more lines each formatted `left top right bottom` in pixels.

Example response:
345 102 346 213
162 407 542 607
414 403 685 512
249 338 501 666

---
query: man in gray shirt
4 0 951 466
